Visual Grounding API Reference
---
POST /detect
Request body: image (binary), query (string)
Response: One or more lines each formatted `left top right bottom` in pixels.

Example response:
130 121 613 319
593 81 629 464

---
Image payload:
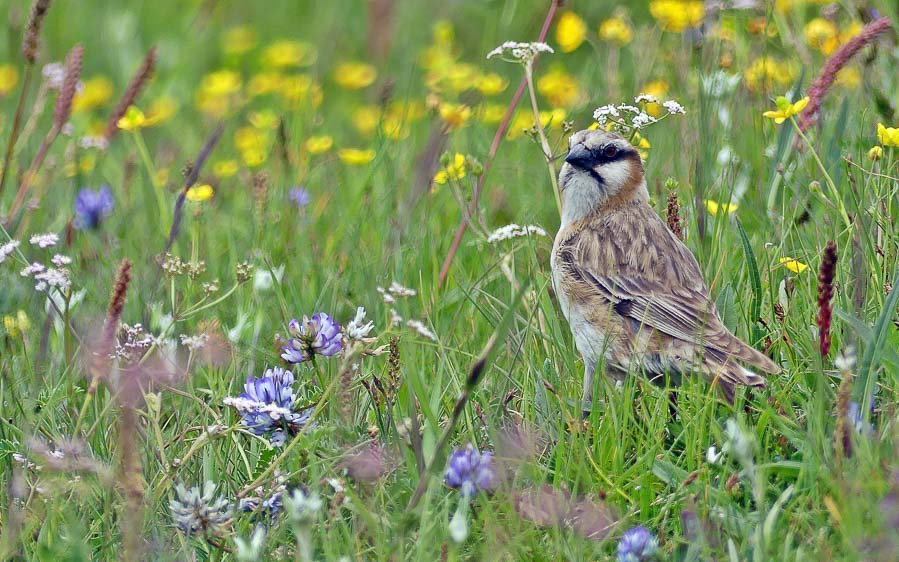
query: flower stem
790 117 851 230
524 62 562 218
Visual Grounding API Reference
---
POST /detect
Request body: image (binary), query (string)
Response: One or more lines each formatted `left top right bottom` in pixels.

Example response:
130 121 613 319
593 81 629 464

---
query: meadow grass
0 0 898 560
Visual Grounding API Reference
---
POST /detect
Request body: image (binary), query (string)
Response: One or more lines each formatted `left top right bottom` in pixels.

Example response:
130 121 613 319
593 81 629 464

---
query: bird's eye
603 145 619 159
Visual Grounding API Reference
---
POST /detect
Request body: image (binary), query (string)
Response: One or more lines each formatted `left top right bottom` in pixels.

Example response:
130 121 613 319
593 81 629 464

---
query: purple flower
616 526 658 562
74 186 114 229
444 444 494 497
227 367 312 446
289 187 311 209
281 313 343 364
848 400 875 435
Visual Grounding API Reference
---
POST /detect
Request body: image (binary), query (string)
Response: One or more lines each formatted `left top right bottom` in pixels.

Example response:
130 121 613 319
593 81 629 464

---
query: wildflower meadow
1 0 899 560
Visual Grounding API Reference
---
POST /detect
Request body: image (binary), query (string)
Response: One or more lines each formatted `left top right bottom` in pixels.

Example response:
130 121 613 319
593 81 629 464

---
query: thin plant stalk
523 60 562 216
0 67 34 201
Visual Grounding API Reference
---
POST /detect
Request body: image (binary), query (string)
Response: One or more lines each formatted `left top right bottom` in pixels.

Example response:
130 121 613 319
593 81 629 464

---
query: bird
550 129 780 405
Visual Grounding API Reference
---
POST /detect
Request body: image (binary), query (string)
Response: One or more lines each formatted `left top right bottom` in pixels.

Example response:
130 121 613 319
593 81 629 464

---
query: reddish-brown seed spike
104 47 157 141
666 191 683 241
799 17 892 132
102 259 132 355
22 0 51 64
817 241 837 357
53 44 83 130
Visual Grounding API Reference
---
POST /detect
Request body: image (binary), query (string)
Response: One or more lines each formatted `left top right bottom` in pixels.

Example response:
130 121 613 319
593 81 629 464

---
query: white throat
559 173 648 227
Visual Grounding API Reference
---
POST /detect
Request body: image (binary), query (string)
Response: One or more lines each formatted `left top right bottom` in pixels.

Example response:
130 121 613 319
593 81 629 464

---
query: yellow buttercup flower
222 26 257 56
305 135 333 154
639 79 668 116
186 183 214 202
649 1 705 33
705 199 738 217
248 72 284 97
279 75 323 106
426 62 480 94
248 110 280 130
338 148 376 166
763 96 809 124
779 257 808 273
117 106 149 131
214 160 239 178
73 76 113 112
196 70 242 117
537 68 579 108
3 311 30 338
744 57 796 92
438 102 472 129
480 103 506 125
877 123 899 147
556 12 587 53
333 61 377 90
0 64 18 95
433 153 466 184
234 126 269 167
868 146 882 161
476 73 508 96
147 96 177 125
262 40 316 68
598 16 633 46
352 105 381 136
804 18 838 54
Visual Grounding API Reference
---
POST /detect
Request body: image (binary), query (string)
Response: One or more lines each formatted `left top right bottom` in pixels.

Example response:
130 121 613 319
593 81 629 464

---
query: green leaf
735 218 763 344
853 264 899 413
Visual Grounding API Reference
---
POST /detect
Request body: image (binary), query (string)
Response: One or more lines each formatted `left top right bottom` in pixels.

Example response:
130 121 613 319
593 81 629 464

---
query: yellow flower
598 16 633 45
0 64 19 95
779 257 808 273
555 12 587 53
476 73 508 96
196 70 242 117
248 72 284 97
186 183 214 202
214 160 239 178
433 153 466 184
426 62 480 94
834 67 861 90
537 68 579 108
438 102 472 129
804 18 838 54
649 1 705 33
639 79 668 116
352 105 381 136
763 96 809 124
305 135 333 154
234 126 269 167
381 113 410 140
868 146 882 161
73 76 113 112
338 148 376 166
480 103 507 124
248 110 279 130
333 61 377 90
117 106 149 131
146 96 177 125
744 57 796 92
262 40 316 68
222 26 257 56
705 199 738 216
877 123 899 147
3 311 30 338
279 75 323 105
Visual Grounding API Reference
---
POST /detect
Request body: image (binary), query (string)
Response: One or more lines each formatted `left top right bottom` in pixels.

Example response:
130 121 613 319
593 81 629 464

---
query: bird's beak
564 144 592 168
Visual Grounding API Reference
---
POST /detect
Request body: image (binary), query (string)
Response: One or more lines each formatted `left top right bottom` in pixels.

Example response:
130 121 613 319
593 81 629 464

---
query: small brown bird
551 129 779 404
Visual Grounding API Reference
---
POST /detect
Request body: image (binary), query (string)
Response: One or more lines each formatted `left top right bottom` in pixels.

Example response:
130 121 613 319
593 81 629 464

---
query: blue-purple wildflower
444 444 494 497
289 187 311 209
616 525 658 562
74 186 114 229
224 367 313 446
281 313 344 364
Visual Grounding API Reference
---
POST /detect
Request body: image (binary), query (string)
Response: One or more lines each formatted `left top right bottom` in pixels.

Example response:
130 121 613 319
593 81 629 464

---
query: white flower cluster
0 240 19 263
486 224 548 244
486 41 554 63
222 396 294 420
345 306 375 341
179 333 209 350
29 233 59 248
20 261 71 293
377 281 417 304
593 96 687 132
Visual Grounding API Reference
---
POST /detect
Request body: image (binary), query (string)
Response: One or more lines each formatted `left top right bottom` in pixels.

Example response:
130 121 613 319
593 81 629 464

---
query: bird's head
558 129 648 225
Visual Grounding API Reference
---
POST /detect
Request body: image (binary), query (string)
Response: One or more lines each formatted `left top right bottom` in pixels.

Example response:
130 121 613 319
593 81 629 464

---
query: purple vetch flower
289 187 311 209
444 444 494 497
281 313 344 364
224 367 313 446
74 185 114 229
616 526 658 562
